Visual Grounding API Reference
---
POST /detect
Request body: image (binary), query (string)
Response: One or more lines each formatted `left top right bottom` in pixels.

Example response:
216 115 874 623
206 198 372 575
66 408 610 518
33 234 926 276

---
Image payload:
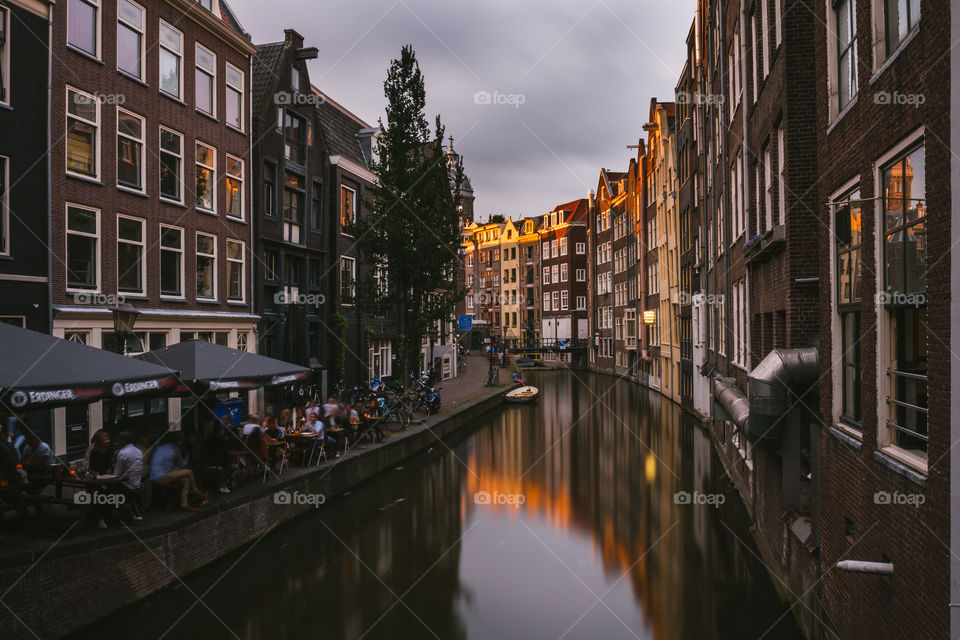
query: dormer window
291 66 300 92
195 0 214 11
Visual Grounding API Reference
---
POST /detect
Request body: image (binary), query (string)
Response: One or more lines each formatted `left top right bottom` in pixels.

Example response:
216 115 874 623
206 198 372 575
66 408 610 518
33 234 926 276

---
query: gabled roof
252 42 285 116
219 1 248 37
550 198 589 223
312 86 373 168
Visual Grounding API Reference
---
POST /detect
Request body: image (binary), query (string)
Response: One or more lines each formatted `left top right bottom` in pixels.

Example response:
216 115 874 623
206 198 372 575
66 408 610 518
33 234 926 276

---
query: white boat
505 385 539 404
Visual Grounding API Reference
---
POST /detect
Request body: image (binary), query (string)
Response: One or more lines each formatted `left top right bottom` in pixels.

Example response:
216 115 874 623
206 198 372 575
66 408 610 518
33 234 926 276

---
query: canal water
80 371 803 640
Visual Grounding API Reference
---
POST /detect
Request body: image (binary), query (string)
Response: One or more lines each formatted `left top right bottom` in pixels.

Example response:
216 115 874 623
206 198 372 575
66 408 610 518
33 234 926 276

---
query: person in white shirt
241 415 262 437
113 431 144 521
322 398 340 428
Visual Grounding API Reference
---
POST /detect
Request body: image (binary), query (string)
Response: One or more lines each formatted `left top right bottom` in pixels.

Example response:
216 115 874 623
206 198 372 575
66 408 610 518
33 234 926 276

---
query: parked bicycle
483 363 499 387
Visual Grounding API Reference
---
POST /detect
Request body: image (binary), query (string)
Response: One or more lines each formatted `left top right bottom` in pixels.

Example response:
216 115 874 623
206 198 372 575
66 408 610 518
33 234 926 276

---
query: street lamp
111 303 140 355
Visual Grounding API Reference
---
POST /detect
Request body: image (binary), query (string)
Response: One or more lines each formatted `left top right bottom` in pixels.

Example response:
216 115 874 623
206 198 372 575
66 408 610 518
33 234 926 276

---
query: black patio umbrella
0 323 181 411
134 339 311 394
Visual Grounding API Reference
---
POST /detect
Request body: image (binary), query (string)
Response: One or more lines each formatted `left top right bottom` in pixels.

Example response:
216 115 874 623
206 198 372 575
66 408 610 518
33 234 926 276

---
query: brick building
542 199 589 364
813 0 951 636
517 217 541 347
48 0 258 454
251 29 326 370
588 174 618 372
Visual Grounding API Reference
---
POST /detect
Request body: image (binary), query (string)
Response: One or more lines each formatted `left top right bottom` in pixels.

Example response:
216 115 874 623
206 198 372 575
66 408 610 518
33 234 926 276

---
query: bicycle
379 395 411 432
483 364 499 387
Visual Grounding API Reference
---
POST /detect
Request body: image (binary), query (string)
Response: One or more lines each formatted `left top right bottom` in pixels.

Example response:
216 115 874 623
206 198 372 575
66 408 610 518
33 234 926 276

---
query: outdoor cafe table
24 467 123 500
285 432 320 466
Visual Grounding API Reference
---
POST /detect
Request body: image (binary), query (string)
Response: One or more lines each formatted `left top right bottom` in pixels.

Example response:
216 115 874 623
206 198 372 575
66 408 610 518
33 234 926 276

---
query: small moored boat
505 385 539 404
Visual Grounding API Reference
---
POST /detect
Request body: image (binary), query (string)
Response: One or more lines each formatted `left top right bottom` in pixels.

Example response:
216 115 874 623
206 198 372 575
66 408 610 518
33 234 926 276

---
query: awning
134 339 311 394
0 323 181 411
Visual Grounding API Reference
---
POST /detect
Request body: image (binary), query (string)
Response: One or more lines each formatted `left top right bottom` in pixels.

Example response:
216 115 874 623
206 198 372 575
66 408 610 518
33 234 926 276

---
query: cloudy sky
229 0 692 220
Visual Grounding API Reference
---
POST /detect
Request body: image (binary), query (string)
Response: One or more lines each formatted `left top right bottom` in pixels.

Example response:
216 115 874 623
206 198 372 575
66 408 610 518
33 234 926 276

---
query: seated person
150 433 206 512
21 434 56 467
279 409 294 434
511 370 527 386
241 414 262 437
4 412 26 461
264 415 286 441
83 429 115 476
246 427 283 469
112 431 143 520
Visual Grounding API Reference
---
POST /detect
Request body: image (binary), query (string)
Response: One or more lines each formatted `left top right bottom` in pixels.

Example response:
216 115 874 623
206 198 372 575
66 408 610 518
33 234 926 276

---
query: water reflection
78 371 801 640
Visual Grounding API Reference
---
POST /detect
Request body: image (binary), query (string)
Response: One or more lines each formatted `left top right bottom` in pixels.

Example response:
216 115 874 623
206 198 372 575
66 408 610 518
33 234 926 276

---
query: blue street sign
458 314 473 331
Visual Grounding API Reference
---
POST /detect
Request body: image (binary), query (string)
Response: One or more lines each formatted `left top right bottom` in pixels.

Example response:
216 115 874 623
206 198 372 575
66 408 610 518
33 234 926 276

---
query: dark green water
78 370 803 640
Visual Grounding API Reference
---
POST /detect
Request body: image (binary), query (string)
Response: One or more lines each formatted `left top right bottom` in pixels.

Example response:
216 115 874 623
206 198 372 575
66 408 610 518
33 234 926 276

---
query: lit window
225 155 243 219
284 171 304 243
340 186 356 230
195 142 216 212
66 87 99 178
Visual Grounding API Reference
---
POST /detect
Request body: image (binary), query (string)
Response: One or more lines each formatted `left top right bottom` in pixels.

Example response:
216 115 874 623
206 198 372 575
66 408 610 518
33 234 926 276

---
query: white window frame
761 0 770 76
195 43 216 117
195 141 216 213
764 147 773 230
777 127 786 226
67 0 101 59
226 239 245 302
561 290 569 311
225 62 244 131
195 232 217 300
542 267 550 285
158 20 183 100
116 107 145 192
560 263 568 282
576 295 586 311
576 268 585 282
559 237 567 255
340 185 356 232
116 0 145 81
542 241 550 258
116 214 145 295
65 203 101 292
159 223 184 299
225 154 244 220
340 256 356 304
159 126 183 203
576 241 585 254
66 86 101 179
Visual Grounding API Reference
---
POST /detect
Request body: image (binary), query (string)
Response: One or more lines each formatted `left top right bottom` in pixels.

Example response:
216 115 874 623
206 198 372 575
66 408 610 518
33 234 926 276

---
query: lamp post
111 303 140 355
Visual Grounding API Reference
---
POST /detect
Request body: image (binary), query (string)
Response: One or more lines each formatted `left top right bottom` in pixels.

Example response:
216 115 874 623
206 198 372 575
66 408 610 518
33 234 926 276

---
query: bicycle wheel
409 399 430 423
383 408 406 432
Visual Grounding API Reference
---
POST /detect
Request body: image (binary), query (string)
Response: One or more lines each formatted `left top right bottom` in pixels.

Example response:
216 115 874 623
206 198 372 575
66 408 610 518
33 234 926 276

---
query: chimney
587 189 595 213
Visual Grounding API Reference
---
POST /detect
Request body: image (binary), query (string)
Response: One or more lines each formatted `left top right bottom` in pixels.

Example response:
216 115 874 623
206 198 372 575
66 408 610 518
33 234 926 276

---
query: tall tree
352 45 464 385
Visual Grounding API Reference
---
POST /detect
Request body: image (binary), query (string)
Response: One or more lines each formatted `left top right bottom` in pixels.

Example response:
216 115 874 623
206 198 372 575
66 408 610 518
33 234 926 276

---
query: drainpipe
700 6 711 377
739 0 751 371
46 4 53 336
836 560 895 576
720 0 731 378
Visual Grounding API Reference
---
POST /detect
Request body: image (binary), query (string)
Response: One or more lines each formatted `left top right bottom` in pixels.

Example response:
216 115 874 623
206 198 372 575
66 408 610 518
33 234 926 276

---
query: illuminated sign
642 310 657 325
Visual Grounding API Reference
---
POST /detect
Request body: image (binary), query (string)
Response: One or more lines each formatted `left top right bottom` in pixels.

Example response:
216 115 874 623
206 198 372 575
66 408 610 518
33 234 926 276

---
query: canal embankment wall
0 386 511 640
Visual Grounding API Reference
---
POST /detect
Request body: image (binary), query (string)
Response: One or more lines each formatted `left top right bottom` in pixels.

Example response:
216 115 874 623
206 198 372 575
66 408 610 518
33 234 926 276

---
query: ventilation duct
745 347 819 444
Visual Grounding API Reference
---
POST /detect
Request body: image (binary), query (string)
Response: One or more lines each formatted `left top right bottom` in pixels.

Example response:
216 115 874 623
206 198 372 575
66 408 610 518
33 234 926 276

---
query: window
552 291 559 310
761 0 770 76
263 250 278 281
116 216 144 294
559 237 567 255
551 239 558 257
226 240 244 301
117 108 144 190
576 268 586 282
0 157 6 254
542 267 550 285
764 147 773 230
340 256 355 304
66 205 99 290
882 145 926 298
560 263 568 282
561 290 569 310
195 142 215 212
117 0 144 79
225 63 243 130
284 111 305 164
196 233 216 299
543 296 550 311
836 0 857 109
775 0 782 45
0 6 7 104
883 0 920 56
309 259 322 288
311 182 323 231
291 66 300 92
195 44 215 116
284 172 304 243
263 162 276 217
159 21 182 99
834 189 862 428
195 0 214 10
159 225 183 297
340 186 356 230
576 241 585 254
576 296 586 310
225 155 243 219
777 126 786 226
68 0 99 57
152 128 182 204
66 87 99 177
